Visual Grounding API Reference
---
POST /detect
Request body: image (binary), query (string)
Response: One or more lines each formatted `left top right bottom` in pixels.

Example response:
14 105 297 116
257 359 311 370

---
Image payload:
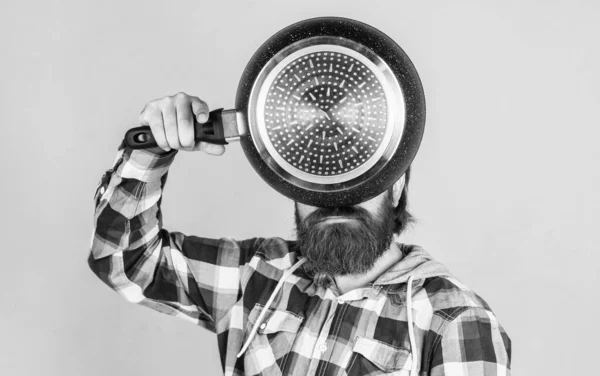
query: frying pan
125 17 426 207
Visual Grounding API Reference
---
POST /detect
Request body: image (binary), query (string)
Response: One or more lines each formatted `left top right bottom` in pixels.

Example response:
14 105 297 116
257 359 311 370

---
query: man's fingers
162 104 182 150
194 142 226 156
191 97 209 123
139 93 222 154
176 97 195 149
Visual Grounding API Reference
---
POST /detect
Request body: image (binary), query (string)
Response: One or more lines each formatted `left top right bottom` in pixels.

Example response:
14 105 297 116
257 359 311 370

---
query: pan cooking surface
251 36 406 188
264 52 388 177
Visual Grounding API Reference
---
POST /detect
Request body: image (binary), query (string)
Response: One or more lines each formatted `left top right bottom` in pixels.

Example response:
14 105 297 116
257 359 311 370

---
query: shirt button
259 322 267 330
337 298 344 304
99 186 106 195
319 343 328 353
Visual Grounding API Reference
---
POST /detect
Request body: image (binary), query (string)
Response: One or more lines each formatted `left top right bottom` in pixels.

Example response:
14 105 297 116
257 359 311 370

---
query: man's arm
429 308 511 376
88 93 258 331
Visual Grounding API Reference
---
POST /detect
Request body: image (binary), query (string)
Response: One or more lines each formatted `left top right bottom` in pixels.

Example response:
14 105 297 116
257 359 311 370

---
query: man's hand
139 92 226 156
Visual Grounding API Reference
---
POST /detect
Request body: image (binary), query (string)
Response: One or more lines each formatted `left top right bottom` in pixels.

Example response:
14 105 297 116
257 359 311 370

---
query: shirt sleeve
88 144 262 332
429 307 512 376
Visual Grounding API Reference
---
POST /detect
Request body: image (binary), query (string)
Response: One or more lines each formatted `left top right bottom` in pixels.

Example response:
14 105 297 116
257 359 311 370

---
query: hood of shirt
373 244 453 286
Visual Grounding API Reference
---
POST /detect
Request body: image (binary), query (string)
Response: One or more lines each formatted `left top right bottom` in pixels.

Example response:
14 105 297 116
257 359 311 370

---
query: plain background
1 0 598 375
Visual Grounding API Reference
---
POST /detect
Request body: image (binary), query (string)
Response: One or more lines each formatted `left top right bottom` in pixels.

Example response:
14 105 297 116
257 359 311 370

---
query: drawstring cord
237 258 307 358
406 275 418 376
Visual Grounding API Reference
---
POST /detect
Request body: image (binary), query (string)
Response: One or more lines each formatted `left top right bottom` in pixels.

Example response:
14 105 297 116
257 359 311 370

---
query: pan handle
124 108 229 149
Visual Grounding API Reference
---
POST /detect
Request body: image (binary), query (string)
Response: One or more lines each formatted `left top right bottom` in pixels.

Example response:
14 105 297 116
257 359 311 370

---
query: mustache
303 206 373 226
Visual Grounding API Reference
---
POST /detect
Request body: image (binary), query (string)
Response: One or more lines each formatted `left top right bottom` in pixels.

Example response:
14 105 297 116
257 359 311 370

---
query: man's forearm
90 145 177 261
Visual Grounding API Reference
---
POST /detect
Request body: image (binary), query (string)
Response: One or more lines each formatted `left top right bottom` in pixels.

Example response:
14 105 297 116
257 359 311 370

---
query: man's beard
294 192 396 276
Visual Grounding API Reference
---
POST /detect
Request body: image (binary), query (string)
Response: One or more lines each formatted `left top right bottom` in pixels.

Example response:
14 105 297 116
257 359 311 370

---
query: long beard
294 192 396 276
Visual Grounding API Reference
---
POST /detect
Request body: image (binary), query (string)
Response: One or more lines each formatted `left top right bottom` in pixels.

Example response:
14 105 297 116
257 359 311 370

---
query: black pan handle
124 108 228 149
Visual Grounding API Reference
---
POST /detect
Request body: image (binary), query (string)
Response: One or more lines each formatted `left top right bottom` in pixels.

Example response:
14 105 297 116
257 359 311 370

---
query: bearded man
89 93 511 376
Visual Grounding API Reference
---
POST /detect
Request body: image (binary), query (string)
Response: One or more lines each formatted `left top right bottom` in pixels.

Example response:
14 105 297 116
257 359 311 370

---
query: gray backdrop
2 0 598 375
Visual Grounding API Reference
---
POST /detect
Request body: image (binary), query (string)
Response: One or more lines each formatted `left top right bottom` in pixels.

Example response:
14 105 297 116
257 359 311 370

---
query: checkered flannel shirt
89 146 511 376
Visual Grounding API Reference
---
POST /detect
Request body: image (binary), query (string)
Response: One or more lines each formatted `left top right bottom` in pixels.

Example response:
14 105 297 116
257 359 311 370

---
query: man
89 93 511 375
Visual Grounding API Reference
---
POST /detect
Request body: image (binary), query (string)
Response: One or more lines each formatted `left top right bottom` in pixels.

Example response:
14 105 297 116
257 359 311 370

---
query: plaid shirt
89 146 511 376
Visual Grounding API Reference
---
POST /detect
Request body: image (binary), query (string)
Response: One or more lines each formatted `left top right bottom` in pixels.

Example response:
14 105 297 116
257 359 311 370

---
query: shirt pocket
245 303 304 372
345 337 413 376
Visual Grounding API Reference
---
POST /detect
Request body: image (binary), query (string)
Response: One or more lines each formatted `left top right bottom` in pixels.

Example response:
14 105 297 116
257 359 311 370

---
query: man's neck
333 242 403 295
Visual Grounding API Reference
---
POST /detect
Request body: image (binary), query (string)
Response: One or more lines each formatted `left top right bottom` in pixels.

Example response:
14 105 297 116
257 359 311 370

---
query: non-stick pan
125 17 426 207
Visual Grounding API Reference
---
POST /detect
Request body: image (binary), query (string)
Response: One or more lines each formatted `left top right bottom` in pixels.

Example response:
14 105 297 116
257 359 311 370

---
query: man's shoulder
395 244 497 317
249 236 294 258
227 236 298 268
418 275 497 322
